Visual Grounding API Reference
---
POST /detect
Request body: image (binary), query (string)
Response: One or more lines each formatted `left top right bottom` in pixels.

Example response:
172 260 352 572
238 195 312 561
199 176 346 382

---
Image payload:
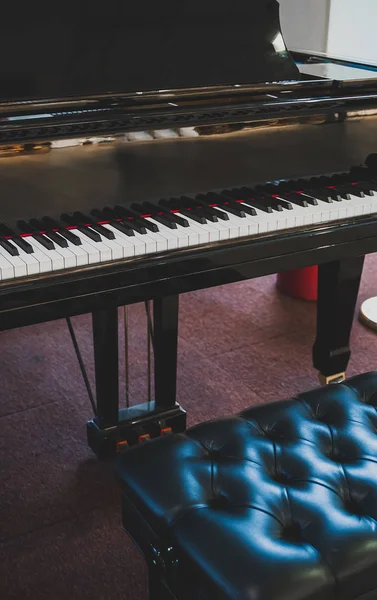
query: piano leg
154 295 179 410
313 256 365 384
92 307 119 429
87 297 186 459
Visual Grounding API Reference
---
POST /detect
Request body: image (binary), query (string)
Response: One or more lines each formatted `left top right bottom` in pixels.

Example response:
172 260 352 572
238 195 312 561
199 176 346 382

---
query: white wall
279 0 330 53
327 0 377 63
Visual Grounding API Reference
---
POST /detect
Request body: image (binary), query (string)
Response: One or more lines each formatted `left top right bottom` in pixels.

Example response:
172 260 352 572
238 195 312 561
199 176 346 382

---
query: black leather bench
117 373 377 600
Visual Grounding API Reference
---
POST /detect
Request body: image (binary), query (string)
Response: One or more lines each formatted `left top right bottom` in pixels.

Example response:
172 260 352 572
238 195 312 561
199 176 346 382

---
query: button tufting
209 495 229 510
281 522 302 543
272 472 291 485
344 498 363 517
118 371 377 600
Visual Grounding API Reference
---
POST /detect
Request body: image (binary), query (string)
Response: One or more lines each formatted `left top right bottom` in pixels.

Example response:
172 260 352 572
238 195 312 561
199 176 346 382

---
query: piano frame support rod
66 316 97 415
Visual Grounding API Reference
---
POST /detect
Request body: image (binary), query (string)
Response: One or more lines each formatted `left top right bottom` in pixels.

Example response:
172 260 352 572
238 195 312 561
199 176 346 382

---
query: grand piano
1 0 377 456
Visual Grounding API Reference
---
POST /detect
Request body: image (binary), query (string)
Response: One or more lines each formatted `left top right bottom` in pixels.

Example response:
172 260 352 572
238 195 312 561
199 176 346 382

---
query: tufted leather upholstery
117 373 377 600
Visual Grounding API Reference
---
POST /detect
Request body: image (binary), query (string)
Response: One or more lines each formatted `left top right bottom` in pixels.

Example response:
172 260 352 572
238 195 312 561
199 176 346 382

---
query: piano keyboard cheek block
1 0 377 458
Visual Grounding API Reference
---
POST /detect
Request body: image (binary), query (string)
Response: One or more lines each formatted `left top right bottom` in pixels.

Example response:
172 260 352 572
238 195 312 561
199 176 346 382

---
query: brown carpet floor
1 256 377 600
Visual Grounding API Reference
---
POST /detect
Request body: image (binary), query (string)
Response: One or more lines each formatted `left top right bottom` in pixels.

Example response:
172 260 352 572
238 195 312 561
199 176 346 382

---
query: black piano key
28 218 69 248
331 186 351 200
305 189 333 204
149 213 178 229
264 194 293 211
179 197 212 223
240 197 273 214
351 182 375 196
162 198 207 224
231 190 273 213
72 212 115 239
194 195 229 220
39 216 80 244
113 206 148 233
16 220 55 249
0 239 19 256
155 201 190 227
71 211 114 236
0 222 34 253
227 189 273 213
61 211 103 241
90 224 116 239
92 207 141 235
201 192 247 217
130 204 160 232
342 185 365 198
296 192 318 206
110 221 135 236
33 233 55 250
182 197 219 222
58 229 83 245
14 237 34 254
45 231 69 248
79 226 102 242
280 192 308 208
254 194 284 212
142 202 178 229
324 189 343 202
215 192 257 216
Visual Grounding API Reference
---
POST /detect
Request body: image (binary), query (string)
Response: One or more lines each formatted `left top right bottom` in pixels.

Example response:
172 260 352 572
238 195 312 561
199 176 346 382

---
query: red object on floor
277 266 318 301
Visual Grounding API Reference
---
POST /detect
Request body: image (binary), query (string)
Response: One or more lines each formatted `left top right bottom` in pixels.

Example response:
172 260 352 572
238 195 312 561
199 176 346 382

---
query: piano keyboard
0 173 376 282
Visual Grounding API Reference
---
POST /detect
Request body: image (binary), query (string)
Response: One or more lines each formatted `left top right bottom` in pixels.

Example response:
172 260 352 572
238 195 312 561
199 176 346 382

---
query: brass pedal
318 372 346 386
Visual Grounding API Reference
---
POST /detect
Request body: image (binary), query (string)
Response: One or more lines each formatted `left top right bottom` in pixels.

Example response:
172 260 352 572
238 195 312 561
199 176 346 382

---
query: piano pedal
318 372 346 386
87 402 186 459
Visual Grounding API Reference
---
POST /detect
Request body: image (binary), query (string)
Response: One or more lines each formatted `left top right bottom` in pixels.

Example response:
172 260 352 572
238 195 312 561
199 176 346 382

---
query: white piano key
177 127 199 138
0 251 14 280
145 218 179 250
215 207 256 237
241 203 287 233
101 225 137 258
73 231 101 264
126 131 154 142
146 228 169 252
175 222 199 247
238 203 269 234
16 250 40 276
184 215 220 242
151 129 179 139
92 234 123 261
28 237 65 271
26 238 53 273
64 241 90 266
83 229 112 262
50 244 77 269
211 208 241 238
200 215 231 241
132 230 157 254
0 245 26 278
175 214 209 244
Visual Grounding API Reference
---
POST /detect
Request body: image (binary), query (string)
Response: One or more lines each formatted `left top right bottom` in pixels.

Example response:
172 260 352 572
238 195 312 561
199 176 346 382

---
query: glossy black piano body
1 1 377 455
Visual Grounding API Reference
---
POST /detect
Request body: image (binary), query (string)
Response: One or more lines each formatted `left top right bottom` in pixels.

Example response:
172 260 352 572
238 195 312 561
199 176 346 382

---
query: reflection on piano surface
1 0 377 455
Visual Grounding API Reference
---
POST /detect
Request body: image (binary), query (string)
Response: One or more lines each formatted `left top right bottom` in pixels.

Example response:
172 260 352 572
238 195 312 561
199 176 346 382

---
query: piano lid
1 1 299 102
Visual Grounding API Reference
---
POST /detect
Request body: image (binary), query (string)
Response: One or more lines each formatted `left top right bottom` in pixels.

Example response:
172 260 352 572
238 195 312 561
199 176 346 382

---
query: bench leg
313 256 365 384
